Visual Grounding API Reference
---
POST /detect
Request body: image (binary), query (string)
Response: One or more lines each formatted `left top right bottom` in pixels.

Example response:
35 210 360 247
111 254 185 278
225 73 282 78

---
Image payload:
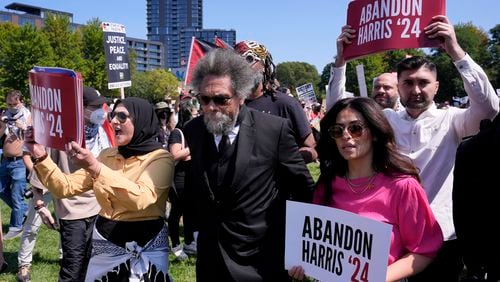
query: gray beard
203 111 237 135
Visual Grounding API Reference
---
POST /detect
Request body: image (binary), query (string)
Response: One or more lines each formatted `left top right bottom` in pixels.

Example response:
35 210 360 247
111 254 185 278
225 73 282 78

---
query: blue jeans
0 158 28 229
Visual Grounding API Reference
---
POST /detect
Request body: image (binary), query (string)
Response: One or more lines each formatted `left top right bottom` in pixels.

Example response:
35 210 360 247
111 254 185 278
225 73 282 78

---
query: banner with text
285 201 391 282
28 67 85 151
343 0 446 60
296 83 317 105
102 22 131 89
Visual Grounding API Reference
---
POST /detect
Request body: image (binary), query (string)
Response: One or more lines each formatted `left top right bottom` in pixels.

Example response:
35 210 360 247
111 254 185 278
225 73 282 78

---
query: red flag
215 36 232 49
184 37 218 86
101 103 116 147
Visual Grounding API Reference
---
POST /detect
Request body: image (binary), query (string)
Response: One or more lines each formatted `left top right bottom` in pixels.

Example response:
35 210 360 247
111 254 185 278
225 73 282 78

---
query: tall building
147 0 236 70
127 37 164 72
1 2 164 72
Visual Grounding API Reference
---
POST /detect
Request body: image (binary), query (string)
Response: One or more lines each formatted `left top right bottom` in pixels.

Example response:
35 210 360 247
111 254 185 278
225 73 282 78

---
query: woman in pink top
289 97 443 282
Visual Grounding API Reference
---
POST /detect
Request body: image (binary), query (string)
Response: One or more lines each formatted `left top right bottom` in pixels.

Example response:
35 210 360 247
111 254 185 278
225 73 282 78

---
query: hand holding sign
343 0 446 60
424 15 466 61
336 25 356 67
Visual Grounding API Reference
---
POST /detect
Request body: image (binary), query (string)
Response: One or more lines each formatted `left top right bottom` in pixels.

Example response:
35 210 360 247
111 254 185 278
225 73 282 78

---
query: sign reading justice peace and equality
28 67 85 151
343 0 446 60
102 22 131 89
285 201 392 282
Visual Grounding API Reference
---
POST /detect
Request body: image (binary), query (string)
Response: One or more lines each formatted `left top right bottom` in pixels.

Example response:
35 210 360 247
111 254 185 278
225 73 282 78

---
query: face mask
8 107 19 115
90 108 106 125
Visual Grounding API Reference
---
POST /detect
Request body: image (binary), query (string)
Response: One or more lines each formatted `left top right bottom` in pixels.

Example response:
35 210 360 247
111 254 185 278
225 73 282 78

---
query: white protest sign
296 83 317 105
285 201 391 282
356 64 368 97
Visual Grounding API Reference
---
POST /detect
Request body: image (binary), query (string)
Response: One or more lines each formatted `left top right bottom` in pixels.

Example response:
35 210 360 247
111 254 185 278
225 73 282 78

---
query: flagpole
184 36 196 87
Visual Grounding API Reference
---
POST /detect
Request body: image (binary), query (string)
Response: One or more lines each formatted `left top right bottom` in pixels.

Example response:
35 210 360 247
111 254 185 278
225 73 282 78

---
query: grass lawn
0 162 319 281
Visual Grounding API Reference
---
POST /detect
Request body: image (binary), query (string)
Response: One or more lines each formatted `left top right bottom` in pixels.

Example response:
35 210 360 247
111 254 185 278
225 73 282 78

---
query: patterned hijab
113 97 162 159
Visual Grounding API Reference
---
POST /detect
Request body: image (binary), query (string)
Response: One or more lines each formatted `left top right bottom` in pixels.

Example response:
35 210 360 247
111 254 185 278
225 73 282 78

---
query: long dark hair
317 97 420 205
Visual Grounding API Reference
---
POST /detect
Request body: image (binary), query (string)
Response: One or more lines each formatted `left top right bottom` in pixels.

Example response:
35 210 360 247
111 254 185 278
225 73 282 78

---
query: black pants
408 239 464 282
58 215 96 282
168 173 195 247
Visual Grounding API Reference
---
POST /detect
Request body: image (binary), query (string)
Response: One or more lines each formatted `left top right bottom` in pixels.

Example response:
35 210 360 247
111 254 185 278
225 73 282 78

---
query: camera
24 187 33 199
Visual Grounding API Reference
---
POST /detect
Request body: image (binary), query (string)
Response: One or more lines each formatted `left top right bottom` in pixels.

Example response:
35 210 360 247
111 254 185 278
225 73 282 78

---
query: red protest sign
29 67 85 151
343 0 446 60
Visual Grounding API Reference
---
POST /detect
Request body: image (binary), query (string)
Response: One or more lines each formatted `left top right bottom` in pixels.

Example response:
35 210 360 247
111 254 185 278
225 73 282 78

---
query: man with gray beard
183 48 315 281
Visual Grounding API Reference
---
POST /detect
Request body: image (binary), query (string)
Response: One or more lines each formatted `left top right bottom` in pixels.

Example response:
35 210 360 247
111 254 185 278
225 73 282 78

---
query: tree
80 18 109 96
382 49 425 72
488 24 500 89
318 62 333 98
0 23 54 102
276 62 320 99
430 22 491 102
345 54 386 96
125 69 179 103
43 13 84 71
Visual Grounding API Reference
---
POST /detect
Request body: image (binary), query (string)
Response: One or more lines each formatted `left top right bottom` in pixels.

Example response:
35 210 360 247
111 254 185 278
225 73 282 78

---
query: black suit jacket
184 106 315 281
453 115 500 280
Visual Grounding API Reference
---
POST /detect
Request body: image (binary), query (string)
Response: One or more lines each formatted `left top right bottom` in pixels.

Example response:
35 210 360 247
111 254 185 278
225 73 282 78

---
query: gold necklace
345 173 376 194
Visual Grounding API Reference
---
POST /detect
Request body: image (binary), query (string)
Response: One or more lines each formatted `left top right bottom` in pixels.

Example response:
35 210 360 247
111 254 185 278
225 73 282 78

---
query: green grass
0 202 196 282
0 163 319 281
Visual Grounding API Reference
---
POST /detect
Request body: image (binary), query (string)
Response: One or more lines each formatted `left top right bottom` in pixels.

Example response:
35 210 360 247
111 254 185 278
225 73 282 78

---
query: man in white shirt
327 15 499 281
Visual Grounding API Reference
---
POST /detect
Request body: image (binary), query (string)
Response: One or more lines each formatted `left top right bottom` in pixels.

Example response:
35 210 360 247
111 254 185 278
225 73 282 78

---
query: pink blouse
313 173 443 264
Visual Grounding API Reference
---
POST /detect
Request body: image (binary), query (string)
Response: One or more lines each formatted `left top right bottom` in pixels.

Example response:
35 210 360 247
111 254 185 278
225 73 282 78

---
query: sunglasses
328 123 366 139
198 95 234 106
245 55 261 65
108 111 130 123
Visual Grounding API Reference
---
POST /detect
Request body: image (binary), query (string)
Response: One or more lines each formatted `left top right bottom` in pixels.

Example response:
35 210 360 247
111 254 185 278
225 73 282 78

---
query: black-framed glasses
328 123 366 139
108 111 130 123
198 95 234 106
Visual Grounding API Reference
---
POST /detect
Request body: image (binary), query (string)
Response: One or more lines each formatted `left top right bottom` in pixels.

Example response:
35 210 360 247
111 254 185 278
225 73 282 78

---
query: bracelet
34 204 45 211
33 152 48 165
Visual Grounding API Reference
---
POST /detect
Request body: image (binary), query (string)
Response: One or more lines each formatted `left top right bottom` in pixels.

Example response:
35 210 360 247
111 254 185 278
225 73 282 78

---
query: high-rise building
1 2 164 72
147 0 236 70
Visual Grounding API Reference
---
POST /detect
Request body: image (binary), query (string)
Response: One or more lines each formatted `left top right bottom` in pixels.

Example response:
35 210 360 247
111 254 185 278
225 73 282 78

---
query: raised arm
326 25 356 111
426 16 499 137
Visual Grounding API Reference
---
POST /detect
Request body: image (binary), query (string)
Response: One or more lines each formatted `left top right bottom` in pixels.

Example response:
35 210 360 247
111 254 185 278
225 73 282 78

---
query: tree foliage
125 69 179 103
488 24 500 89
276 62 321 99
80 18 110 96
0 23 54 100
43 14 84 71
430 23 491 102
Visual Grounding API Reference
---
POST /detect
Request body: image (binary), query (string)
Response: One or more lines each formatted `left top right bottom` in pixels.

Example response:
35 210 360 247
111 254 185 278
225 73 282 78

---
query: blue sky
1 0 498 72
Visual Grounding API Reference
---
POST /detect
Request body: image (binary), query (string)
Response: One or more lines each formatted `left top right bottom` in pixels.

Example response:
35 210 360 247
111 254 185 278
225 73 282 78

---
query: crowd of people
0 13 498 282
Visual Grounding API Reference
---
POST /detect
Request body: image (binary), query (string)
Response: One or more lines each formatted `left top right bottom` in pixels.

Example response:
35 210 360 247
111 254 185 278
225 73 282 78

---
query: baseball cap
155 101 169 110
83 86 108 107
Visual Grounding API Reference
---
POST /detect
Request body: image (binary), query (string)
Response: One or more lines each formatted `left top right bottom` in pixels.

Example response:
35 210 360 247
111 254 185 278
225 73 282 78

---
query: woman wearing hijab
25 97 174 281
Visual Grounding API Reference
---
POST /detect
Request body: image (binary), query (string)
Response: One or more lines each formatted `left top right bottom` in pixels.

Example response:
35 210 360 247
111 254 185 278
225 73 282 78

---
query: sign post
102 22 131 98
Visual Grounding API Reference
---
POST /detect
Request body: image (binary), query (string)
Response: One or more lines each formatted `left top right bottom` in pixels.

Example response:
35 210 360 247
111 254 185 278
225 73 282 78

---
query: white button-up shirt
327 54 499 240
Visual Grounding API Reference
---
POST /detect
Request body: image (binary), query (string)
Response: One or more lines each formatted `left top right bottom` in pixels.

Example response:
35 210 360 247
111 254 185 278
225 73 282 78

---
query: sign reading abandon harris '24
102 22 131 89
343 0 445 60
